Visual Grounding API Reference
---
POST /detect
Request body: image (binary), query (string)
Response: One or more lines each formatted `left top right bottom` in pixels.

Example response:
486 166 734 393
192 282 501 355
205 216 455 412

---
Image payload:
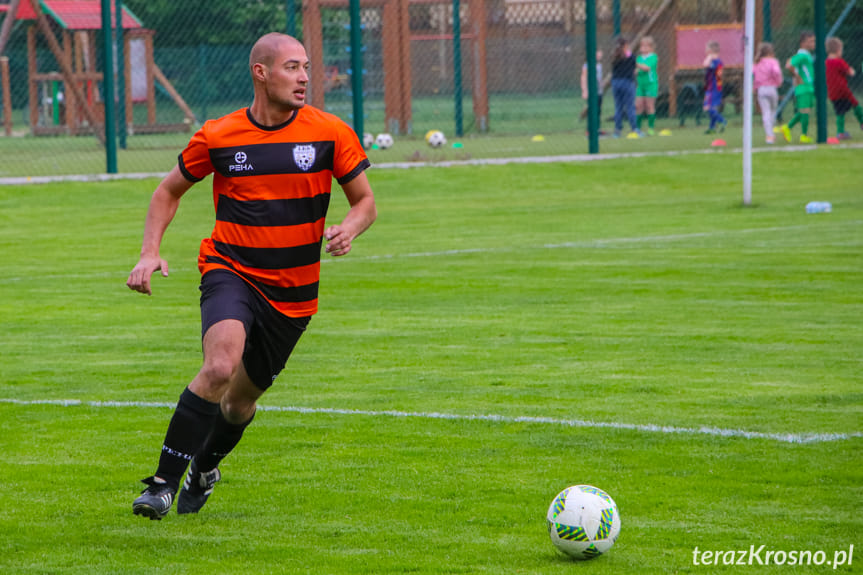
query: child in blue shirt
703 41 727 134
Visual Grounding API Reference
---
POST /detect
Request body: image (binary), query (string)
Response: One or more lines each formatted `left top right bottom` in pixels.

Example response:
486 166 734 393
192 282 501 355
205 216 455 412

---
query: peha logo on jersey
210 141 336 177
229 151 254 172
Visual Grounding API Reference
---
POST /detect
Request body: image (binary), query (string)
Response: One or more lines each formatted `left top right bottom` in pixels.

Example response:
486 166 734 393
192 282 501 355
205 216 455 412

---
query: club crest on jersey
293 145 316 172
229 150 254 172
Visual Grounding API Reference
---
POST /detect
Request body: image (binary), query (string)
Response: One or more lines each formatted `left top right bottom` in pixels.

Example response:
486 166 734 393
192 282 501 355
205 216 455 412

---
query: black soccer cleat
133 476 175 520
177 460 221 514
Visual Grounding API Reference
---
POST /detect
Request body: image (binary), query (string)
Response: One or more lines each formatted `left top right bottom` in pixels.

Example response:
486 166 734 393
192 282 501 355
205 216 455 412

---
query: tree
123 0 299 47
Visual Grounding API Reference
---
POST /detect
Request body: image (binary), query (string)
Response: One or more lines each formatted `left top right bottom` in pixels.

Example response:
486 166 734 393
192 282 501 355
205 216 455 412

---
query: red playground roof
12 1 143 30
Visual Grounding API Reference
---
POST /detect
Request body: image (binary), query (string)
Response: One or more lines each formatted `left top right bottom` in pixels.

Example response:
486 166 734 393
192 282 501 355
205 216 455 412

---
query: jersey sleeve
332 119 370 185
178 124 215 183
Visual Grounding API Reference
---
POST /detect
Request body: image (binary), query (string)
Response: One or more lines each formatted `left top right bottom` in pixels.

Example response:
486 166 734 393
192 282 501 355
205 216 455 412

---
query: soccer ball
362 132 375 150
375 133 394 150
547 485 620 560
425 129 447 148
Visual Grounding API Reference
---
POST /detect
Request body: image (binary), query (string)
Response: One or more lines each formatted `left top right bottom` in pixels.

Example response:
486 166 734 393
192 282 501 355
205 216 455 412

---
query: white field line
373 141 863 170
0 398 859 445
1 142 862 185
332 221 863 264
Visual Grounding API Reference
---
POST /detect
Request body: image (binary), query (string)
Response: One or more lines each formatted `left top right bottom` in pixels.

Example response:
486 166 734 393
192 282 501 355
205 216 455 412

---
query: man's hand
127 255 169 295
324 225 353 257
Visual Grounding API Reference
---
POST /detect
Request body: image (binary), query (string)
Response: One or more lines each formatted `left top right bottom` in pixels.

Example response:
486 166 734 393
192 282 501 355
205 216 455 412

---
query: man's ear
252 63 268 82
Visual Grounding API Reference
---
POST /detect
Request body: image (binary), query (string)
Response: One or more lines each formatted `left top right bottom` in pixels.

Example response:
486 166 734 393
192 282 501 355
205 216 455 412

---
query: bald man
128 33 376 520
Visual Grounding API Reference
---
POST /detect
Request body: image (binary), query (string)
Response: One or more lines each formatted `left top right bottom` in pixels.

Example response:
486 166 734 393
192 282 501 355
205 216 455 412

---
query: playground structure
303 0 489 135
0 0 194 139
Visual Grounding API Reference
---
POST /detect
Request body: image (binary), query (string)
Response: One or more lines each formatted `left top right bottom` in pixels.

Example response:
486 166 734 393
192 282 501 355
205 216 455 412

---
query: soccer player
610 36 640 138
635 36 659 136
781 31 816 143
702 41 727 134
126 33 377 520
825 36 863 140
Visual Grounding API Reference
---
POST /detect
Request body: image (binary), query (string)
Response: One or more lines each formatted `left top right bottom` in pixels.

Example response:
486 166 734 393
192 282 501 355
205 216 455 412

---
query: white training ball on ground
425 130 447 148
375 133 394 149
362 132 375 150
547 485 621 560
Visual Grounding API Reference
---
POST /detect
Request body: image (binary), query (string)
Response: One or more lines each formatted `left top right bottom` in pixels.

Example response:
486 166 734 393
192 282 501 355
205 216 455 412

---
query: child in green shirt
781 31 816 143
636 36 659 135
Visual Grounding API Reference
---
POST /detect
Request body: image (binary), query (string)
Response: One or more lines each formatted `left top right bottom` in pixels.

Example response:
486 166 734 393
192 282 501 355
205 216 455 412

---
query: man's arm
126 165 195 295
324 170 377 257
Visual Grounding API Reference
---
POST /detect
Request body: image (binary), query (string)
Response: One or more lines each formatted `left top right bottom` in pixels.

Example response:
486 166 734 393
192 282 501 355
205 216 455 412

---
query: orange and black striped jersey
178 106 370 318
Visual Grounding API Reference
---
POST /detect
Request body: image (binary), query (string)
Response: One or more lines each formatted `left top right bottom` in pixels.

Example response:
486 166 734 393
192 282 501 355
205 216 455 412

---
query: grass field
1 148 861 573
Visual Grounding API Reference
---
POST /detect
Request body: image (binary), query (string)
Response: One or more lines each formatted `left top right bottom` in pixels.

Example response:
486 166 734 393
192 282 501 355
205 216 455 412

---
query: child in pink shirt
753 43 783 143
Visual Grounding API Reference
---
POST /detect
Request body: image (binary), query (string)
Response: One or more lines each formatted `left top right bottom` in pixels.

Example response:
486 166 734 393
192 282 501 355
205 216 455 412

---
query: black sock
194 409 256 472
154 388 220 490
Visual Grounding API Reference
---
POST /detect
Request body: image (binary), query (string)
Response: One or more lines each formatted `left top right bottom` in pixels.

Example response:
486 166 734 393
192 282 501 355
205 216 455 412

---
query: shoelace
140 476 172 494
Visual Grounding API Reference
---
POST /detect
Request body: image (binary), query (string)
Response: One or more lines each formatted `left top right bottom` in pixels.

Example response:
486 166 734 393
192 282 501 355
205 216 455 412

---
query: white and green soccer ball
362 132 375 150
547 485 620 560
375 133 394 149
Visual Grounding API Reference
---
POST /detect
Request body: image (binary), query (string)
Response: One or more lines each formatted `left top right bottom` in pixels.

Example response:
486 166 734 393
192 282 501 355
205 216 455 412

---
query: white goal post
742 0 755 206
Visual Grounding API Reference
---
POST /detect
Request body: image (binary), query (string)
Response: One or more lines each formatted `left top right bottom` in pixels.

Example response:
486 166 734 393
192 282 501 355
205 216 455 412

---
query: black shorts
200 269 310 391
831 98 855 116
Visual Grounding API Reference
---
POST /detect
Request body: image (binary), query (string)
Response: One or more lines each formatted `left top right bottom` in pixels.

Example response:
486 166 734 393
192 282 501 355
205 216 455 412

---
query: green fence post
198 44 209 122
453 0 464 137
101 0 117 173
349 0 364 137
116 0 126 149
814 0 827 143
762 0 772 43
286 0 296 38
586 0 599 154
613 0 621 37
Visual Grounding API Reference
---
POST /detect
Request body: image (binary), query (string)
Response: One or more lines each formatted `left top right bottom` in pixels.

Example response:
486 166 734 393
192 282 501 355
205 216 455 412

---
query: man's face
264 41 310 110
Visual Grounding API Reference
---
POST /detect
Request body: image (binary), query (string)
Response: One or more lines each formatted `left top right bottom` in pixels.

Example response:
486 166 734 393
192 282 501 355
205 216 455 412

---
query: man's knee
200 355 241 389
198 319 247 388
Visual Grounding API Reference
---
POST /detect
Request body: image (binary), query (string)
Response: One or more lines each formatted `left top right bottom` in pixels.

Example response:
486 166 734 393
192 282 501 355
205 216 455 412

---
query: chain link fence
0 0 860 178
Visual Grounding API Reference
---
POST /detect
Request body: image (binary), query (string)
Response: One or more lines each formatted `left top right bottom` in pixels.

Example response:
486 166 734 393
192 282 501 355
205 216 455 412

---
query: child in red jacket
825 36 863 140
